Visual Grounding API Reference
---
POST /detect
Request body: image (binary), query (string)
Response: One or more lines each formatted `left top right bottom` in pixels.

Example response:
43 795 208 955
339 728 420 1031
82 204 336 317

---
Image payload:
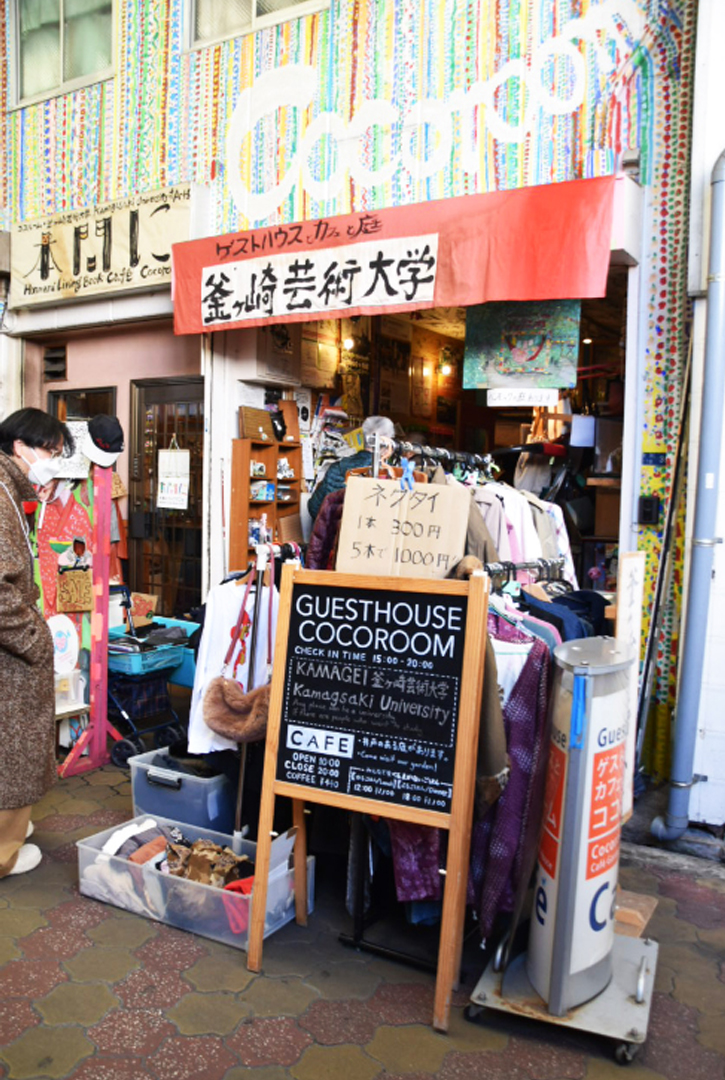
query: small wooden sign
247 566 489 1032
128 591 159 628
111 472 128 500
56 569 93 612
239 406 275 442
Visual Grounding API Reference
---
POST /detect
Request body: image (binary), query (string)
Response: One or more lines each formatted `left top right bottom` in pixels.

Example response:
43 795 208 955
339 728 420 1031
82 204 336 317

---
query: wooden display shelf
586 476 622 488
230 439 304 569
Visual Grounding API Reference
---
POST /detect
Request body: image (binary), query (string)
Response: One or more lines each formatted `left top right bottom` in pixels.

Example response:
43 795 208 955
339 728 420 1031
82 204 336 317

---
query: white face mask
20 447 63 488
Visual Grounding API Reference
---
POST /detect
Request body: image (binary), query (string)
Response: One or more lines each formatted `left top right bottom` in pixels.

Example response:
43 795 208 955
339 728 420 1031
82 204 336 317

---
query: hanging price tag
157 439 190 510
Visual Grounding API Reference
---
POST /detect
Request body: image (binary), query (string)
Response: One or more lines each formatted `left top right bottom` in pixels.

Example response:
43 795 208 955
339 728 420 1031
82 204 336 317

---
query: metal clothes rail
369 434 496 478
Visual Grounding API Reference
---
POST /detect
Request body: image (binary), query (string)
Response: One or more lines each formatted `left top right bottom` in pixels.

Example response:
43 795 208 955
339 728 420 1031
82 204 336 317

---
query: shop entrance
128 377 204 616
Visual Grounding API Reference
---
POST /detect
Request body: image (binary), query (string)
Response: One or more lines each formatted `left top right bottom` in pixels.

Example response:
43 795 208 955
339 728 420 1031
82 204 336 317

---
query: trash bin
527 637 635 1016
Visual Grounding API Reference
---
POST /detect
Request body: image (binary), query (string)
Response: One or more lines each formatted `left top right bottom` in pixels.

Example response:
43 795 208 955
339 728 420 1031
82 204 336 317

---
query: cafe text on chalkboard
278 583 467 814
248 566 489 1034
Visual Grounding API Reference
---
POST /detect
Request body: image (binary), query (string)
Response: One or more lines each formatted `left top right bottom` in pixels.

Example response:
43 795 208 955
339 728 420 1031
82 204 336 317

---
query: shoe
8 844 42 876
26 821 34 839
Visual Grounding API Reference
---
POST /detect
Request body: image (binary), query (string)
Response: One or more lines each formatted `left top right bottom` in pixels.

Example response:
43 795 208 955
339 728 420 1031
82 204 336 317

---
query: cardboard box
335 476 468 578
128 592 159 629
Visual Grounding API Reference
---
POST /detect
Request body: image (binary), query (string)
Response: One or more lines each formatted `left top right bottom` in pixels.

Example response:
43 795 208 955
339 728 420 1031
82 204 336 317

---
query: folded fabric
222 876 255 935
116 824 184 859
81 861 152 917
167 839 250 887
101 818 158 856
128 835 168 865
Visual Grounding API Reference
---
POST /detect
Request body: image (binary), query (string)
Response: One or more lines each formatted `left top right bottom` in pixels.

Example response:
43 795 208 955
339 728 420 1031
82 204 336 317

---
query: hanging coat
0 454 56 809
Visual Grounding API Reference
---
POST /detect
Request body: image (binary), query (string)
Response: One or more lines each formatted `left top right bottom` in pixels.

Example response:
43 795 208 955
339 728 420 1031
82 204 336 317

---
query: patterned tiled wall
3 0 655 227
0 0 694 770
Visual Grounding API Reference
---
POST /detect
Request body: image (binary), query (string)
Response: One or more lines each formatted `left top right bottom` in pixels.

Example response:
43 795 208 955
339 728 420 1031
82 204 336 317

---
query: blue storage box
147 616 198 688
129 747 236 834
107 617 198 683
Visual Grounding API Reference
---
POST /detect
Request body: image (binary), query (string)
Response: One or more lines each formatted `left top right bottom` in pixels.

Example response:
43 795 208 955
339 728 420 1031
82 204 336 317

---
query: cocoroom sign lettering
278 584 467 813
225 1 642 220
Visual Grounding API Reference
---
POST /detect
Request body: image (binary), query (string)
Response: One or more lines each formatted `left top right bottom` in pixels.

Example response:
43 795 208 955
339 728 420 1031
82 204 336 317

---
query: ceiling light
343 335 355 350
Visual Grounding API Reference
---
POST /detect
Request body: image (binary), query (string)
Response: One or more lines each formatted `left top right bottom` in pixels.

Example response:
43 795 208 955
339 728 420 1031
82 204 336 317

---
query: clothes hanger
522 560 552 603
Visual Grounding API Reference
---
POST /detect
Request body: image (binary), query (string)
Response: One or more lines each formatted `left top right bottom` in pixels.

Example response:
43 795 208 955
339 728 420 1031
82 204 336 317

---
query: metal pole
652 149 725 840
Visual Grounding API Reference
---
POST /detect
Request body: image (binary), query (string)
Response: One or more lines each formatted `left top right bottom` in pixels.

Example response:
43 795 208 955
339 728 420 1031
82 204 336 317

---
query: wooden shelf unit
229 438 303 570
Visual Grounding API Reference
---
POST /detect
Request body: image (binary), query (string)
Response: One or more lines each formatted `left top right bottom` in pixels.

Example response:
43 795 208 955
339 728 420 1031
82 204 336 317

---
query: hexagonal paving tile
183 954 257 994
303 960 381 1001
365 1024 449 1075
240 975 319 1018
63 946 140 984
19 926 92 961
65 1057 151 1080
224 1069 291 1080
88 1007 176 1055
0 999 40 1046
133 925 209 971
366 982 436 1026
146 1034 238 1080
641 992 725 1080
300 999 378 1046
46 897 110 931
36 981 119 1025
226 1016 312 1067
0 1025 94 1080
291 1044 381 1080
0 960 67 999
166 992 251 1035
87 914 157 949
114 966 190 1011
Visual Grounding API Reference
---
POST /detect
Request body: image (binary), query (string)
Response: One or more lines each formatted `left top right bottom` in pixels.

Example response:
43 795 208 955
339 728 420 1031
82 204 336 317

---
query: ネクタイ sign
278 583 467 814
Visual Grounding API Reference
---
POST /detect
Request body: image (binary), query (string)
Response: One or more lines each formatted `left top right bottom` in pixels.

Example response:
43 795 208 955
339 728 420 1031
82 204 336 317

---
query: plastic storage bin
130 748 236 834
153 617 199 688
107 630 187 676
77 815 315 950
108 618 198 686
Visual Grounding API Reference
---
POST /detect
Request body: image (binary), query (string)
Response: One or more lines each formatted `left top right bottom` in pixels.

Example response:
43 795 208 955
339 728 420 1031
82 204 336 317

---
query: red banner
172 176 616 336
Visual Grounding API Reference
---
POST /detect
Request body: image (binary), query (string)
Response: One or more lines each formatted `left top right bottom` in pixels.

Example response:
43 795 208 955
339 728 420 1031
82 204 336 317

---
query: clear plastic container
130 748 236 834
76 814 315 951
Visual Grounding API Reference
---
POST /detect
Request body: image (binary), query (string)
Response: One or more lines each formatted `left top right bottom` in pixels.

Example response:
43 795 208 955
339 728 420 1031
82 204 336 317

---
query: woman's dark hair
0 408 74 456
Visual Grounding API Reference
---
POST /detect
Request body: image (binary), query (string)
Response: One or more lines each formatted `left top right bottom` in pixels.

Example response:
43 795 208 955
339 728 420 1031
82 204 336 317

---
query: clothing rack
370 434 496 478
483 557 565 579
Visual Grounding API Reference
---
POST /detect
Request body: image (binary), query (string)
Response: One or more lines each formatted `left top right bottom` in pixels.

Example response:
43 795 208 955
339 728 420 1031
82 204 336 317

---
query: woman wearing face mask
0 407 73 877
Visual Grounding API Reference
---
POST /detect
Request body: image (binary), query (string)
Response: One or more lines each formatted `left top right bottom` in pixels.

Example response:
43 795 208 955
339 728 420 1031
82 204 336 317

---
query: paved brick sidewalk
1 767 724 1079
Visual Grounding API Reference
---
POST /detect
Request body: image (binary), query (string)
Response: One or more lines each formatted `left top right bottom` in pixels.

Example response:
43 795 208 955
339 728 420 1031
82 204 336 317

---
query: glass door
128 378 204 616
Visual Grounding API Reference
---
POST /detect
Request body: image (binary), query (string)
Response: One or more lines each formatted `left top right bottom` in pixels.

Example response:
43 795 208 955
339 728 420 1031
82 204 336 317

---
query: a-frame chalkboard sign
247 565 489 1032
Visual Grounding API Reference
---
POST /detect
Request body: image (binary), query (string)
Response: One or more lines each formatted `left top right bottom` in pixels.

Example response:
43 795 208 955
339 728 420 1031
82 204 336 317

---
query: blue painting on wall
463 300 581 389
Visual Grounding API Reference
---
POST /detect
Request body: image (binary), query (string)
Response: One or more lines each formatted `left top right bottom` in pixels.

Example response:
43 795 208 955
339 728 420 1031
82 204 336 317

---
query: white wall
685 0 725 824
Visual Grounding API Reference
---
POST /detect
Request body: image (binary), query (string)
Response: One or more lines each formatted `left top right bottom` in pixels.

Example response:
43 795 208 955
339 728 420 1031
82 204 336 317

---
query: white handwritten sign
201 234 438 327
336 477 469 579
157 449 190 510
487 389 560 408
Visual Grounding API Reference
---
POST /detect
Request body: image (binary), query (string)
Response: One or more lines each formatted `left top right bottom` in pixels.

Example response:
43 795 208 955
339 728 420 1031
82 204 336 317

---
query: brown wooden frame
247 565 489 1032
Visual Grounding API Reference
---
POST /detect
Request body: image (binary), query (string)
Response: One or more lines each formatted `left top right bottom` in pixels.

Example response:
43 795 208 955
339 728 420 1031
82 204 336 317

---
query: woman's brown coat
0 453 56 809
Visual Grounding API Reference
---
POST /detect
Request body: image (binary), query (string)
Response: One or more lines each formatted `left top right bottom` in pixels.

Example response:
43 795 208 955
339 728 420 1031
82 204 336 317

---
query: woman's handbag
203 552 275 743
